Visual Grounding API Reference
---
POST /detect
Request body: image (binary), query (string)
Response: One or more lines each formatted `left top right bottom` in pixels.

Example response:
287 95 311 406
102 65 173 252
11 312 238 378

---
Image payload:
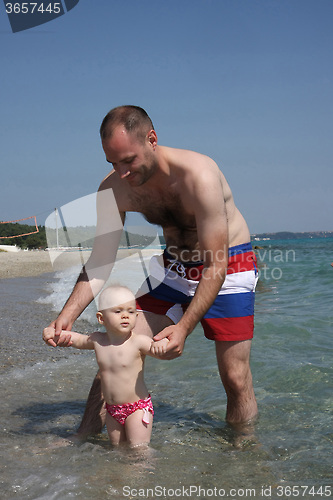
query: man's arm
47 183 125 341
155 164 228 358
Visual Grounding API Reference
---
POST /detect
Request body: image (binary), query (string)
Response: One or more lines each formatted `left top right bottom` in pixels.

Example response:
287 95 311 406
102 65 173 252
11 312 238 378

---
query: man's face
102 126 157 187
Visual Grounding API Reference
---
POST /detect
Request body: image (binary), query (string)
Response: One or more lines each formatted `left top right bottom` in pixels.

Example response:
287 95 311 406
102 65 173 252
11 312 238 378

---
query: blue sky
1 0 332 233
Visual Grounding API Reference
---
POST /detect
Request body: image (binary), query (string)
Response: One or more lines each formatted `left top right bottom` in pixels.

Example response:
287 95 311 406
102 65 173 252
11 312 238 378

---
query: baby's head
98 285 136 311
96 285 137 334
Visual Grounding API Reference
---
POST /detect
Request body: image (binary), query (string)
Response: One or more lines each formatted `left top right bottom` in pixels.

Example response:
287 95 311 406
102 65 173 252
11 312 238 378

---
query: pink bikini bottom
105 395 154 426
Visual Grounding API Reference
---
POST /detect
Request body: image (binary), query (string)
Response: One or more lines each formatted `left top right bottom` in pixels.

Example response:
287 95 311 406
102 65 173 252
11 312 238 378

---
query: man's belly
164 235 251 263
163 211 250 262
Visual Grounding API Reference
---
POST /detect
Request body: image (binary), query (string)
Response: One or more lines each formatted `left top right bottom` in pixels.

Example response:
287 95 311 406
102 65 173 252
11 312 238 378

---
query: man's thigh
215 340 253 379
133 311 174 337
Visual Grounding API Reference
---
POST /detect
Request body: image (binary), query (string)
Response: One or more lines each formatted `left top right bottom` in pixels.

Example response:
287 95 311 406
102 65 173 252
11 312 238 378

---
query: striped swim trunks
136 242 258 342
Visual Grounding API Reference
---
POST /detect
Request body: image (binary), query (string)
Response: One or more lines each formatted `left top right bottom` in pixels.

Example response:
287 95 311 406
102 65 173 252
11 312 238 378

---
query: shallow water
0 240 332 499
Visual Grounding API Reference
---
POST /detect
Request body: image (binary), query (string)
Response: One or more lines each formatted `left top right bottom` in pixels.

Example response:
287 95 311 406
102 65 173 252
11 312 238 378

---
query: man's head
100 106 158 186
100 105 154 144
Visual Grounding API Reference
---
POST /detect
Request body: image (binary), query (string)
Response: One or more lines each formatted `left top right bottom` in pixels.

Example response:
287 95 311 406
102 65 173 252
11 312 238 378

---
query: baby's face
99 299 137 335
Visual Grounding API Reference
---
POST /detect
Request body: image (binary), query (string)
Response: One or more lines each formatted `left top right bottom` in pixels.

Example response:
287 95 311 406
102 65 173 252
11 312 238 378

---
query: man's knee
221 364 252 395
215 340 253 394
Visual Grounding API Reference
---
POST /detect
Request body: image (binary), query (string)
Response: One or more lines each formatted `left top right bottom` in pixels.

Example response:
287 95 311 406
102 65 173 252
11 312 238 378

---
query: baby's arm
64 330 95 350
134 334 169 358
43 327 94 350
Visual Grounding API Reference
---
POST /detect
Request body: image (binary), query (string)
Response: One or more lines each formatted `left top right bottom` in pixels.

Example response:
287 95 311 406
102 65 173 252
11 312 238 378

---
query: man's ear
96 312 104 324
147 129 157 150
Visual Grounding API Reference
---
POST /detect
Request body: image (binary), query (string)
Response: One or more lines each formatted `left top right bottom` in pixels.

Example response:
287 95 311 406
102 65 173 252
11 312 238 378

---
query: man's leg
215 340 258 424
75 370 106 437
76 311 173 437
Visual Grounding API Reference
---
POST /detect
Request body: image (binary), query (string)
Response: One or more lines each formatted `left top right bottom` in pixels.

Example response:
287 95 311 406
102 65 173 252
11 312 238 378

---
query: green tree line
0 223 47 249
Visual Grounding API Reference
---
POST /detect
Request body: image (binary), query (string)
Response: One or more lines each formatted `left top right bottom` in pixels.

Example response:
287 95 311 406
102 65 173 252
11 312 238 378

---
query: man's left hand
153 324 188 360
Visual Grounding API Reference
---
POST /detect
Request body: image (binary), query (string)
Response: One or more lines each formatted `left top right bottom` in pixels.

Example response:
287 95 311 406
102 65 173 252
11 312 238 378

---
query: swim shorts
105 395 154 426
136 242 258 342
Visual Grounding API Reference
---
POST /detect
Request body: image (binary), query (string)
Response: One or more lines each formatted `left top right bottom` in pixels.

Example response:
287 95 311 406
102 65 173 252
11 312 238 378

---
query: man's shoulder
165 146 221 187
164 145 213 163
98 170 120 192
97 170 129 211
165 146 220 177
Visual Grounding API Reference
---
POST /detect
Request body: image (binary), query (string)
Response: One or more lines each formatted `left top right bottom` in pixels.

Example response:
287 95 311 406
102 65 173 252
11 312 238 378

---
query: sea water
0 239 332 499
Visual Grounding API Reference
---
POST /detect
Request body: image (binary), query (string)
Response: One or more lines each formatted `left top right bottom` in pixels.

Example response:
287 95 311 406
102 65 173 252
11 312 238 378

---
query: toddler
43 285 168 447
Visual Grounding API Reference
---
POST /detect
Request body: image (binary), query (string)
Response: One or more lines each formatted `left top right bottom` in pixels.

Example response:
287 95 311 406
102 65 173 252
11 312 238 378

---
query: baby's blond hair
98 285 136 311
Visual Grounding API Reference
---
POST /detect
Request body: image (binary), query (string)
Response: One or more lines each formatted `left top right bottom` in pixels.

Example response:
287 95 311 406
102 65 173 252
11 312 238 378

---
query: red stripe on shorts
202 316 254 341
227 251 257 275
136 294 174 316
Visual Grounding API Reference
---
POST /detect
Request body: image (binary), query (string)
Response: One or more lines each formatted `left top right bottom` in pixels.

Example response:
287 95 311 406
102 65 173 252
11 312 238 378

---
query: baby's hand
150 337 170 356
43 327 56 346
43 327 72 347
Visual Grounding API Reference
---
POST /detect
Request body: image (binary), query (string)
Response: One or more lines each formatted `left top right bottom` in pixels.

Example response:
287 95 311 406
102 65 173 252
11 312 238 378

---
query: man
45 105 258 435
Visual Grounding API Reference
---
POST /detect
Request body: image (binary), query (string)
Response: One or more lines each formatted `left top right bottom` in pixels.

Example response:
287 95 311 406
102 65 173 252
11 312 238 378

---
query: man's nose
117 166 131 179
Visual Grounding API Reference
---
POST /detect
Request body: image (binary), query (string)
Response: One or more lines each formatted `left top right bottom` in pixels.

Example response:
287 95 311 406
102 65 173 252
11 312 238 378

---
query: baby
43 285 168 447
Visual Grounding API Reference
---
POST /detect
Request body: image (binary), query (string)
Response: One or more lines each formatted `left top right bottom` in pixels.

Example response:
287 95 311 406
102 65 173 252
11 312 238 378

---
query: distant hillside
0 223 47 249
251 231 333 241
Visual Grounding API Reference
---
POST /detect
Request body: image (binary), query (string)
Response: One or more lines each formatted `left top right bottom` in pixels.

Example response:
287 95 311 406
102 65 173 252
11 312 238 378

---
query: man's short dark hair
100 105 154 143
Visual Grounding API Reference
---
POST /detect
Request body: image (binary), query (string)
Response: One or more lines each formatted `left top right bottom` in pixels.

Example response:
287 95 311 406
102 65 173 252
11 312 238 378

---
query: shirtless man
45 105 258 434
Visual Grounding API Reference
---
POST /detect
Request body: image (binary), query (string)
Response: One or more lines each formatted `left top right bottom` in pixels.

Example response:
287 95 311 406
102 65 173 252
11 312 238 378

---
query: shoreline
0 250 55 279
0 248 161 280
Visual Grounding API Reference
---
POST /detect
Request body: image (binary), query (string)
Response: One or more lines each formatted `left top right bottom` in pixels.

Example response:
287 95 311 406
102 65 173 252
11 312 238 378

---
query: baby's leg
105 412 126 445
124 410 153 447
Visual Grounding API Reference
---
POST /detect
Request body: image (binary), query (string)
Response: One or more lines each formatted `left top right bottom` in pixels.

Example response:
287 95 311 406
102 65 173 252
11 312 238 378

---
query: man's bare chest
127 190 195 229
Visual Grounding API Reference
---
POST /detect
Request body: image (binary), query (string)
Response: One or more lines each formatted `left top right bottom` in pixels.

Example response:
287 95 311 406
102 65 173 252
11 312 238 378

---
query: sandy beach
0 250 53 279
0 247 159 280
0 249 92 280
